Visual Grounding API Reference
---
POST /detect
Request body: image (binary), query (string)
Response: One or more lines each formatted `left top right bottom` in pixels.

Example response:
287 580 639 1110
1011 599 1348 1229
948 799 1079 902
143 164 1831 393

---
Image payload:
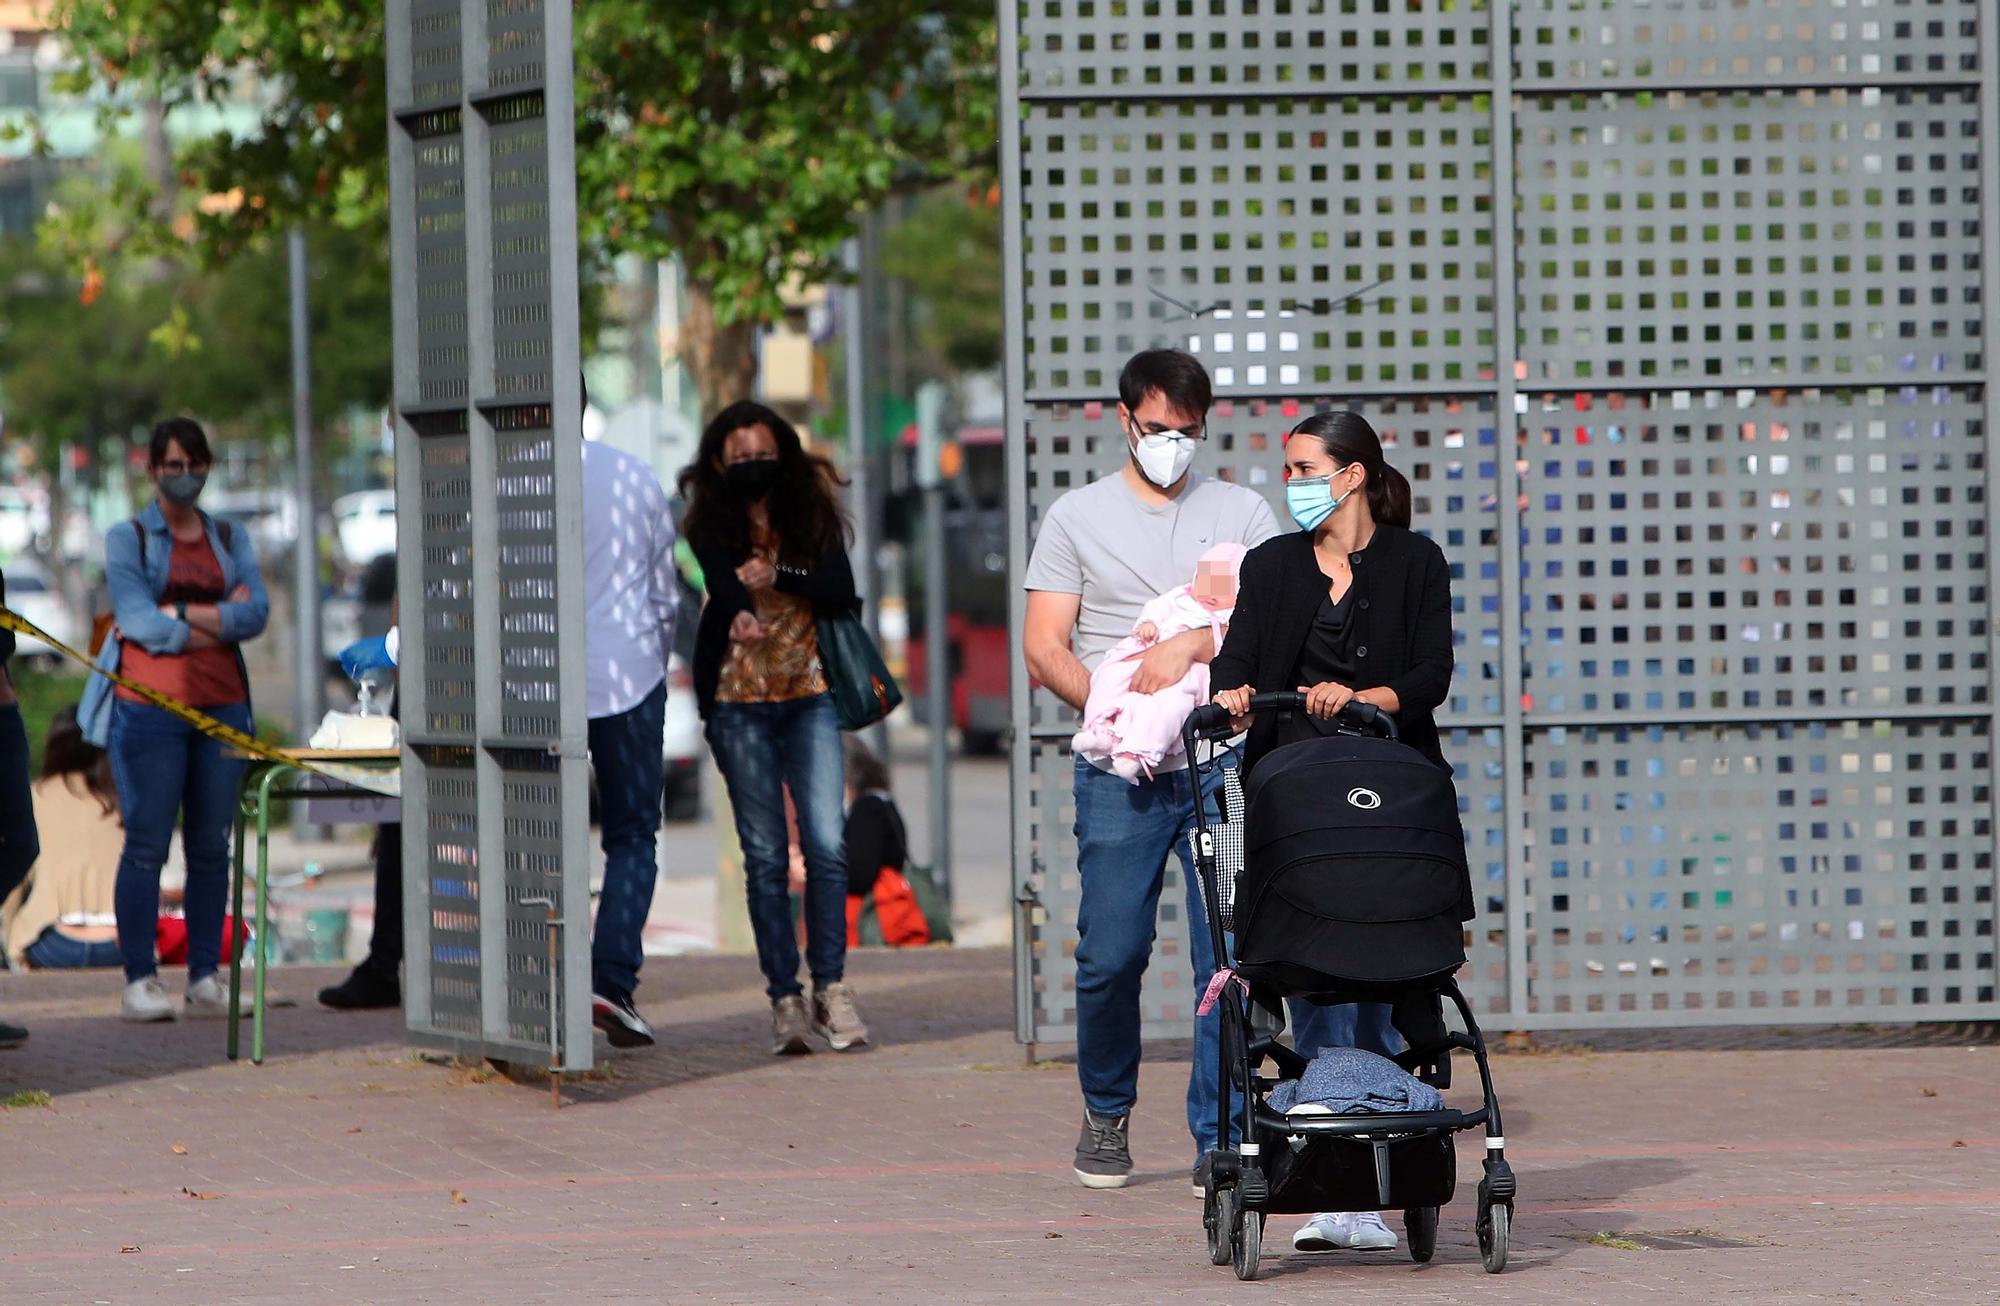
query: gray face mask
159 471 207 507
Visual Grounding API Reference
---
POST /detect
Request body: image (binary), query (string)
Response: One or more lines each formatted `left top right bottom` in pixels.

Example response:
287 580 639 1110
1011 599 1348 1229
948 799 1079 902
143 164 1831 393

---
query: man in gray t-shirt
1023 350 1278 1190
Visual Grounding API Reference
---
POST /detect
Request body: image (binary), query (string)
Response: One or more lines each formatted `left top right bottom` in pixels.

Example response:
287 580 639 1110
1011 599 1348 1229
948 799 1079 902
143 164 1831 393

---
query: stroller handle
1183 694 1399 742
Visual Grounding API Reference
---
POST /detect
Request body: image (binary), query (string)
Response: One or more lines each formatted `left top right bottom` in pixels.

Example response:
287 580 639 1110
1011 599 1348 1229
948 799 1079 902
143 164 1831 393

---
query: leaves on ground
450 1189 468 1205
170 1141 189 1155
180 1187 220 1201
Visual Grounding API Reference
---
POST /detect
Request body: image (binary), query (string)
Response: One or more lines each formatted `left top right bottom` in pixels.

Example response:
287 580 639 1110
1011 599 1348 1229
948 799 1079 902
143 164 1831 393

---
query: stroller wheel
1231 1208 1262 1282
1204 1186 1234 1266
1404 1206 1438 1263
1478 1202 1510 1274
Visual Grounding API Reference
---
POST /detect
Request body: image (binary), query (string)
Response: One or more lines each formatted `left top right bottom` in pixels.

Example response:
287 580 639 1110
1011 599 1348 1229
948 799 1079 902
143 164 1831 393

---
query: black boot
317 967 400 1010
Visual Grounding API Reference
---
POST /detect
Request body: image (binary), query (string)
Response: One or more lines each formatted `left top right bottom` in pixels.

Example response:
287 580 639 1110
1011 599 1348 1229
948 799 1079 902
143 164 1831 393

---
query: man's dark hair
1117 349 1213 422
148 417 213 468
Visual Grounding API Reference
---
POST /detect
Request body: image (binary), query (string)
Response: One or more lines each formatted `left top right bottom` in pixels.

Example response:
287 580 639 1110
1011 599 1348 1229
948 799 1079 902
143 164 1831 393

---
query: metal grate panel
1515 86 1986 385
389 0 589 1069
1019 0 1494 99
1519 384 1991 719
491 405 562 742
487 99 554 401
1019 94 1496 397
1523 718 1998 1020
415 744 481 1036
1516 0 1983 89
415 410 475 740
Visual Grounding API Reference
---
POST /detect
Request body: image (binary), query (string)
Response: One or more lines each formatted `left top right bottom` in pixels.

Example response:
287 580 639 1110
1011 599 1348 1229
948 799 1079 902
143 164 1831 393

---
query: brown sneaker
811 982 870 1052
772 994 813 1056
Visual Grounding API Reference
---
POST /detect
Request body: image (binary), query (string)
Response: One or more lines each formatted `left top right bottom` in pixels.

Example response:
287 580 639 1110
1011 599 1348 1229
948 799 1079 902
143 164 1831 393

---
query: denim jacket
78 501 270 746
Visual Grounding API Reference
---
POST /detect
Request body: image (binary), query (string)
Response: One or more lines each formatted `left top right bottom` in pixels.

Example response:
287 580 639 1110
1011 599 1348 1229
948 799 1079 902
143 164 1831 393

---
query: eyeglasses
157 460 211 475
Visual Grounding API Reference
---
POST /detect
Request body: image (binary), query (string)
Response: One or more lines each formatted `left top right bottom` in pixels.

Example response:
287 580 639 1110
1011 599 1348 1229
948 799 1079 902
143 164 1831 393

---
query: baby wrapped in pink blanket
1072 543 1246 782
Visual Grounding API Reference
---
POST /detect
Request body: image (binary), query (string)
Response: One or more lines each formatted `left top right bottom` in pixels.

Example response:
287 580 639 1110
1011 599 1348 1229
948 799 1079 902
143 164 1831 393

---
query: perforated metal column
387 0 592 1068
1004 0 2000 1044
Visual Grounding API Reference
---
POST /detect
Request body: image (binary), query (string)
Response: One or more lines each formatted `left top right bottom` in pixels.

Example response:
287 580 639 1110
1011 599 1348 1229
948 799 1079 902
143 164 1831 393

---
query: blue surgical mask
1285 475 1345 531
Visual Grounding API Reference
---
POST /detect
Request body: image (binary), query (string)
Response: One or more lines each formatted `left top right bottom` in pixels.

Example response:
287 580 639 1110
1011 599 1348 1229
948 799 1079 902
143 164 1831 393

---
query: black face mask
725 458 782 500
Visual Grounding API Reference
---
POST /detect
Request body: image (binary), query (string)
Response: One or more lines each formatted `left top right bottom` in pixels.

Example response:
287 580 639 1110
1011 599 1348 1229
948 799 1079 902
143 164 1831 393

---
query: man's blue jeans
588 680 667 1003
706 693 846 1001
1072 754 1232 1156
108 699 250 984
1289 999 1401 1060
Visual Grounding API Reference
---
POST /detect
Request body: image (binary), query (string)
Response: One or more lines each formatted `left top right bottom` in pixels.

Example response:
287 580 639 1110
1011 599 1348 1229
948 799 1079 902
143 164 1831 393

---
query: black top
689 532 859 719
1277 586 1360 750
846 791 907 896
1210 524 1455 775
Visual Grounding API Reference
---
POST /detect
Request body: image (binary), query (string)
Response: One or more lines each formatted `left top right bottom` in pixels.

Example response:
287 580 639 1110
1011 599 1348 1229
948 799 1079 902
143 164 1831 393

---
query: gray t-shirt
1024 471 1281 672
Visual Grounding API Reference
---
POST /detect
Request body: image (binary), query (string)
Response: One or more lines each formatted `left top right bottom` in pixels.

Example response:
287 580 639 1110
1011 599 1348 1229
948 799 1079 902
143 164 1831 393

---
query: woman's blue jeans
705 693 847 1001
108 699 250 984
25 928 125 970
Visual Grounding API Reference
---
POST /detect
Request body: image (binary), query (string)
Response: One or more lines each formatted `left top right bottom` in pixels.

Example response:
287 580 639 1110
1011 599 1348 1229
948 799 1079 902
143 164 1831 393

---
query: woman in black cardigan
1209 412 1453 774
681 400 870 1056
1208 410 1457 1255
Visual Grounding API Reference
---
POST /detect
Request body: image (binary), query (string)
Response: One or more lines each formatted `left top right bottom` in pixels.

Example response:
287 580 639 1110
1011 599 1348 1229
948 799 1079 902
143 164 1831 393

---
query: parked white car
333 490 398 568
2 560 79 663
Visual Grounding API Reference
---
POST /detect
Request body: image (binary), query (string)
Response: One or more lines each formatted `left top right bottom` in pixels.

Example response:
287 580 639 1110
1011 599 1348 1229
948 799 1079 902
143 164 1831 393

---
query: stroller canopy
1235 735 1474 991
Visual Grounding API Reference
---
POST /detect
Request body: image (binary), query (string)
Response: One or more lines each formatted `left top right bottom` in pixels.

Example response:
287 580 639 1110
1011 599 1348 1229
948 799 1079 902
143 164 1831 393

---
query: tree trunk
681 279 760 422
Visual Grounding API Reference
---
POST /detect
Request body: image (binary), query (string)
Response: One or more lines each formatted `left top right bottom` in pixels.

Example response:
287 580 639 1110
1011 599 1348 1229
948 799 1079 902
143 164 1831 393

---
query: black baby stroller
1181 693 1516 1279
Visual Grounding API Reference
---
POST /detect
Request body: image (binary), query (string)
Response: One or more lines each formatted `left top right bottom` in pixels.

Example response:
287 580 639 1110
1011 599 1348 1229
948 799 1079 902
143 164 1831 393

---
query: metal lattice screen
1002 0 2000 1042
387 0 593 1067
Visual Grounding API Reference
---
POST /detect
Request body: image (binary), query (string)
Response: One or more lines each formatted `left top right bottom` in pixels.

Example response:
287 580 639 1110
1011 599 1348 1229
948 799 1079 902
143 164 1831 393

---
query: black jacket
690 535 859 719
1210 525 1455 774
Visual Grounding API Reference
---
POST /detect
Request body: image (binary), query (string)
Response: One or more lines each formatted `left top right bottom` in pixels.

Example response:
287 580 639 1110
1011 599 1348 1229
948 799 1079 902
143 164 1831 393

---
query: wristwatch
175 601 188 623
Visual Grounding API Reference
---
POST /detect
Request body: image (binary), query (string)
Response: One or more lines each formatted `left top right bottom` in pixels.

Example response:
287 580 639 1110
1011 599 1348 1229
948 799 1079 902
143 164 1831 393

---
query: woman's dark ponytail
1370 462 1412 529
1287 410 1411 529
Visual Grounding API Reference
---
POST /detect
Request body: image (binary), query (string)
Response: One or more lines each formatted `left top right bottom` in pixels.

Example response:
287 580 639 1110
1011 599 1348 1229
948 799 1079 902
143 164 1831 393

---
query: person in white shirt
324 404 678 1050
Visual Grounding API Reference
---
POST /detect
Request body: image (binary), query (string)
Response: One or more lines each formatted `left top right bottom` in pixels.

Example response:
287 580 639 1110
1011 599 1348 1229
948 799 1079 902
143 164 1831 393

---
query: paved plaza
1 947 1996 1304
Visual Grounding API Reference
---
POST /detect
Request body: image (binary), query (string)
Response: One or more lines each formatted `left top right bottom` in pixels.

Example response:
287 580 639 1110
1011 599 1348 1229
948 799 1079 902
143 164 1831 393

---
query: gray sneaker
121 977 177 1023
1073 1111 1133 1189
811 982 870 1052
772 994 813 1056
184 974 230 1020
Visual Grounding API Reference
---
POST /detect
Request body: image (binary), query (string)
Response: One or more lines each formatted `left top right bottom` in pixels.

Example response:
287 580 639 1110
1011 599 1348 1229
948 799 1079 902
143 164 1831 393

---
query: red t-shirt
116 531 249 708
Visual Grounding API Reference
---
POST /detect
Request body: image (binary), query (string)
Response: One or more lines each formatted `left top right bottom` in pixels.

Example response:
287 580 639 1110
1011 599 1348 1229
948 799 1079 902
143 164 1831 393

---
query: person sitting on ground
1072 542 1247 782
841 737 927 948
1 707 125 971
0 572 37 1048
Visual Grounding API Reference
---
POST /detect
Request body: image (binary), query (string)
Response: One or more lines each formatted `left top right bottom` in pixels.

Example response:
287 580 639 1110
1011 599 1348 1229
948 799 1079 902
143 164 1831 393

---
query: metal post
997 0 1035 1043
1976 0 2000 1013
288 228 323 771
1487 0 1529 1028
916 382 952 901
844 232 886 759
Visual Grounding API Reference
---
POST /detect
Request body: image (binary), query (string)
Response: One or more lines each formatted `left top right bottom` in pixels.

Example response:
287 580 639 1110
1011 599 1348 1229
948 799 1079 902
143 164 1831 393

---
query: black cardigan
690 535 859 719
1209 525 1455 774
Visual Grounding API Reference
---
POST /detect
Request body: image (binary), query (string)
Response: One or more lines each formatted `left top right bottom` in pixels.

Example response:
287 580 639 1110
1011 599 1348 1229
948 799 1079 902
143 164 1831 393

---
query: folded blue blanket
1268 1046 1445 1115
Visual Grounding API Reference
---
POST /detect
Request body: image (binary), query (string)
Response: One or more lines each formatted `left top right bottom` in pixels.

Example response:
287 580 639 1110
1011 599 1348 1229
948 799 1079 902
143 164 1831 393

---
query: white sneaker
184 974 230 1020
1293 1210 1400 1252
121 977 177 1023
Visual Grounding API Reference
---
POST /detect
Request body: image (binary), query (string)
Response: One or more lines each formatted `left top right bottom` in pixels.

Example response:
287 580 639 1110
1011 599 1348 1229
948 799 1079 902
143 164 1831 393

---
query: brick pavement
2 948 1997 1304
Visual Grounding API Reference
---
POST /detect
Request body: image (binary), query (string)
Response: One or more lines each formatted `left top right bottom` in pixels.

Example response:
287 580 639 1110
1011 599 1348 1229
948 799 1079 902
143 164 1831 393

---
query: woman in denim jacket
79 418 268 1022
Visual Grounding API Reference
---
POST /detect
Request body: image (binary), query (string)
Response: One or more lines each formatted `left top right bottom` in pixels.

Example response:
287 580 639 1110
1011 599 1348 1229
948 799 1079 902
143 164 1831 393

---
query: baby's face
1193 560 1238 611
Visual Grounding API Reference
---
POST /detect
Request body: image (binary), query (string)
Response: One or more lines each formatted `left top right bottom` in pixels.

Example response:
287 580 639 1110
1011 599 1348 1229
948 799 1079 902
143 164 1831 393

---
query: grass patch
1586 1232 1648 1252
2 1089 53 1109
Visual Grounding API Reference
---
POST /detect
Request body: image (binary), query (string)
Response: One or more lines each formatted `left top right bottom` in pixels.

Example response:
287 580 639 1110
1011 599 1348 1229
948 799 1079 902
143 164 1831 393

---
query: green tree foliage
0 221 392 471
43 0 998 419
879 184 1003 376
